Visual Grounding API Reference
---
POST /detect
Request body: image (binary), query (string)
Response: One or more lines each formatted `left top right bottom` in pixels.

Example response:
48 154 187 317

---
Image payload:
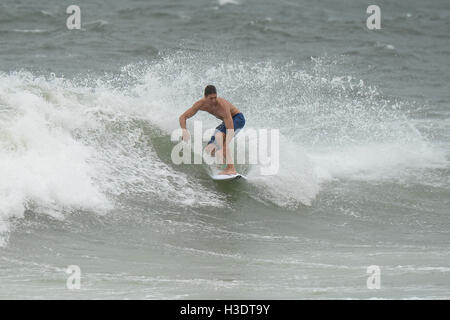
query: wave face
0 53 447 245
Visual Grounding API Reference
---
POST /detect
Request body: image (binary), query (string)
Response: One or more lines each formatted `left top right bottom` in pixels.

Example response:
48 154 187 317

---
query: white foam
0 74 113 239
246 134 320 207
0 70 227 245
218 0 240 6
12 29 47 33
309 141 448 182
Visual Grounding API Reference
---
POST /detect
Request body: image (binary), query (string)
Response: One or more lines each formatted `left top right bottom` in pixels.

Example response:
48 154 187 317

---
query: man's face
206 93 217 104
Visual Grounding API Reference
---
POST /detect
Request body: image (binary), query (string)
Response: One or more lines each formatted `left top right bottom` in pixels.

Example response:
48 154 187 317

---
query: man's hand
179 100 202 143
182 129 191 143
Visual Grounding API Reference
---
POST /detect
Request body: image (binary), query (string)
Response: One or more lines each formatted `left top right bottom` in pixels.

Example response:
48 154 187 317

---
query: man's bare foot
216 164 226 169
219 168 237 175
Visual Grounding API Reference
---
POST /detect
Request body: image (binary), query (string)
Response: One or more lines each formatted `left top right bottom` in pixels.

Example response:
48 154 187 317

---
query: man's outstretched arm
179 100 202 129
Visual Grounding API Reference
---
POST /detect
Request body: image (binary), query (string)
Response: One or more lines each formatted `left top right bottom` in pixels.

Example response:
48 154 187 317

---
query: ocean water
0 0 449 299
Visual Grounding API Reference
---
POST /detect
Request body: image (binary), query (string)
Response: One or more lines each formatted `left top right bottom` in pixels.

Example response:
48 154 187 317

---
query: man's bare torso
199 97 240 120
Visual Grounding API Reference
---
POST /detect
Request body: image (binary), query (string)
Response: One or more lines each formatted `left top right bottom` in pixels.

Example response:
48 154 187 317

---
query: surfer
179 85 245 175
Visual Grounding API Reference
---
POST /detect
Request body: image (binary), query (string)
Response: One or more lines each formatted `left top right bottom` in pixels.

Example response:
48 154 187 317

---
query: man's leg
205 128 221 157
205 143 216 157
214 131 225 165
219 130 237 175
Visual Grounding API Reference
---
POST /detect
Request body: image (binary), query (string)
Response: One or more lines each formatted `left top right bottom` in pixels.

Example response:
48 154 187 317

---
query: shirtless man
179 85 246 175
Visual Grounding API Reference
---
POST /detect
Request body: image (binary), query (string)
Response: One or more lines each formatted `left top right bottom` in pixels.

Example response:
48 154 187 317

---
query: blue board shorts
207 112 245 146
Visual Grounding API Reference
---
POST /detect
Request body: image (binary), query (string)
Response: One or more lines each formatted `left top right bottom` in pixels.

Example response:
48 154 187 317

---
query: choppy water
0 0 449 299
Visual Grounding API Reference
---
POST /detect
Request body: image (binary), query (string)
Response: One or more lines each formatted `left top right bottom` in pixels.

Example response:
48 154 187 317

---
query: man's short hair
204 85 217 97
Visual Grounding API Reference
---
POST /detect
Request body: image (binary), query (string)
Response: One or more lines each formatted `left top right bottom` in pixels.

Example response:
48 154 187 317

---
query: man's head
204 85 217 103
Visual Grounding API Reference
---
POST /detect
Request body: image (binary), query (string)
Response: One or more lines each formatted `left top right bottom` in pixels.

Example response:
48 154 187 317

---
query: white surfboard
210 173 246 181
